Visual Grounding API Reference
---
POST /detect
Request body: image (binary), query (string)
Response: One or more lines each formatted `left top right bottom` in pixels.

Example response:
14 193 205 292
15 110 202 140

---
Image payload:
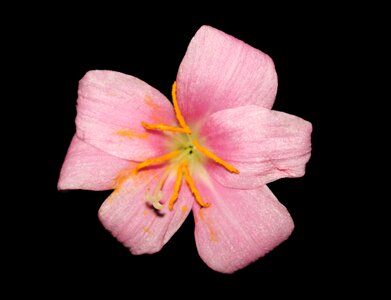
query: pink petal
193 182 294 273
207 154 312 190
76 70 176 161
176 25 277 123
99 168 193 254
58 135 133 191
200 105 312 189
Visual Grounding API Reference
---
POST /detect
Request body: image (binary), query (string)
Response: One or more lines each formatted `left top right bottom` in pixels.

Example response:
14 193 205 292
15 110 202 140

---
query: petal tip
57 172 73 191
57 181 65 191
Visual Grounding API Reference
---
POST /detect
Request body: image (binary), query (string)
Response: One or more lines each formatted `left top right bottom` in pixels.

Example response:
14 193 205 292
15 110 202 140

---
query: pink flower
58 25 312 273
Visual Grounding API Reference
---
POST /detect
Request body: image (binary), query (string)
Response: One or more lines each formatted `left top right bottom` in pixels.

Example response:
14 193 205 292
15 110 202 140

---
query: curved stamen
192 140 239 174
140 81 191 134
151 193 164 210
182 160 210 208
142 122 191 133
168 162 185 211
145 167 172 211
134 150 181 173
172 81 191 133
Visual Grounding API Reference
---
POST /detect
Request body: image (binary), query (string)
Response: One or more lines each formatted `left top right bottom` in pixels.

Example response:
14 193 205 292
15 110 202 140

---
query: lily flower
58 25 312 273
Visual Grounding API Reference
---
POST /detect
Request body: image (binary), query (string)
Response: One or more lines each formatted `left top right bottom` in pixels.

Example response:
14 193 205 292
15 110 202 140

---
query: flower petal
176 25 277 123
207 154 312 190
98 168 193 254
200 105 312 189
76 70 176 161
193 182 294 273
58 135 133 191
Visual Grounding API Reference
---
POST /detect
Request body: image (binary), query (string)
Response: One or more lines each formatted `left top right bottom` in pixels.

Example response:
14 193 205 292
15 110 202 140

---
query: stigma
131 82 239 211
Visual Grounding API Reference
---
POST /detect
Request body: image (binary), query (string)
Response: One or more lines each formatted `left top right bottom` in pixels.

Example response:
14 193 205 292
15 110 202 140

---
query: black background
14 7 372 296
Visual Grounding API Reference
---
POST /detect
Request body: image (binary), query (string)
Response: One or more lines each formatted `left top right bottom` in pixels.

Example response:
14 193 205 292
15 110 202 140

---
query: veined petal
58 135 133 191
207 153 312 189
193 182 294 274
200 105 312 189
76 70 176 161
176 25 277 123
98 168 193 254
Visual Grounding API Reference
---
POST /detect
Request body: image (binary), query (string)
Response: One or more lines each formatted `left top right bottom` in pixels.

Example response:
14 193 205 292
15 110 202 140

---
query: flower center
135 82 239 211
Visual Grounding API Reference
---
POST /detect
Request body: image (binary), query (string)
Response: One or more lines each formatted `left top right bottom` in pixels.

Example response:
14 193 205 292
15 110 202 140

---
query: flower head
58 25 312 273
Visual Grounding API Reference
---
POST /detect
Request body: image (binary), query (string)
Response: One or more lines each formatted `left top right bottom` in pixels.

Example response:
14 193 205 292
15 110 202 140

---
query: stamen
192 140 240 174
146 167 172 211
135 82 241 211
146 190 163 210
183 160 210 208
155 166 172 192
142 122 191 134
172 81 191 134
134 150 180 173
152 196 164 210
168 162 184 211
